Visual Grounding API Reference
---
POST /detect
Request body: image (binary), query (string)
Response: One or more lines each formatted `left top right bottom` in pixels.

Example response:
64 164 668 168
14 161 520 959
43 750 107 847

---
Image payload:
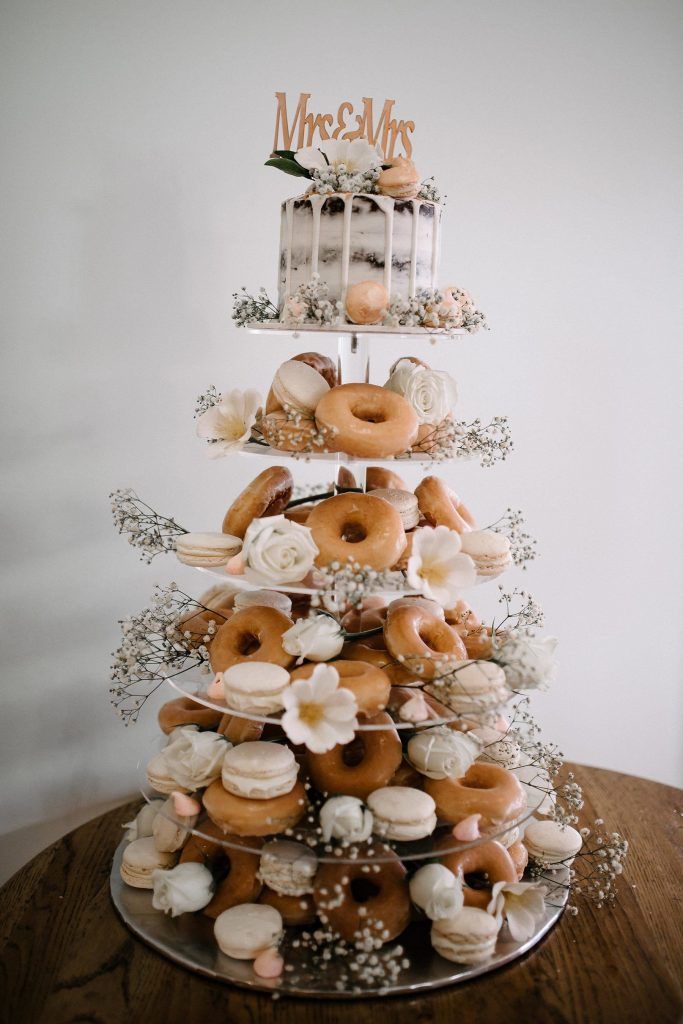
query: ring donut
158 696 224 734
217 714 266 744
314 843 410 943
179 820 263 917
307 492 406 571
290 660 391 716
424 762 527 829
366 467 408 492
209 606 295 672
222 467 293 538
315 383 419 459
260 411 322 453
507 839 529 880
342 642 417 687
176 600 233 651
203 778 308 837
259 886 317 926
415 476 476 533
436 837 518 909
306 712 402 800
383 605 467 679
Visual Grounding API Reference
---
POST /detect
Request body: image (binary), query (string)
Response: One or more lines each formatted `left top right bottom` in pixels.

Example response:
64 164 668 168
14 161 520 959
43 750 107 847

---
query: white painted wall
1 0 681 873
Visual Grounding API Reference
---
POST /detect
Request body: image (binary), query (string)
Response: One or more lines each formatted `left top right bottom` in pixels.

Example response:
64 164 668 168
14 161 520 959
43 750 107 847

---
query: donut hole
341 735 366 767
237 632 261 656
350 877 381 903
419 627 451 653
351 402 387 425
341 521 367 544
463 870 491 891
463 778 496 792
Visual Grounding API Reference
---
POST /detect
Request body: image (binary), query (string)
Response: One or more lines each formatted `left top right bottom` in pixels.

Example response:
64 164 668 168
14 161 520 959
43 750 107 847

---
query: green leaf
271 149 297 160
264 157 311 178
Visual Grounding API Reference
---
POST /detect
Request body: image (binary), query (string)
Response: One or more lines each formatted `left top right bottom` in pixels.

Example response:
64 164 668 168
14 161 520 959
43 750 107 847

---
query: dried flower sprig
417 177 444 203
312 561 405 614
194 385 220 419
308 163 380 196
382 287 488 336
281 274 343 326
110 489 188 564
493 586 545 632
232 286 280 328
110 584 220 725
485 508 538 568
452 415 512 467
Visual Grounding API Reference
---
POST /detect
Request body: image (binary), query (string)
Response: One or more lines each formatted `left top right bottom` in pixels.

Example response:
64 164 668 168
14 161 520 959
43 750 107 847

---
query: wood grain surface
1 764 681 1024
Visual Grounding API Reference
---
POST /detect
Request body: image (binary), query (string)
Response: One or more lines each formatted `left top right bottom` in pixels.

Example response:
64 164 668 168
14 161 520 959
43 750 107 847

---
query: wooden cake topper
273 92 415 161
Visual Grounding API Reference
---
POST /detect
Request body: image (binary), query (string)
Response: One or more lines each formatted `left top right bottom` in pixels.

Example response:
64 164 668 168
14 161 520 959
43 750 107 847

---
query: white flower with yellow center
294 138 382 174
196 388 261 458
407 525 476 606
487 880 548 942
281 663 358 753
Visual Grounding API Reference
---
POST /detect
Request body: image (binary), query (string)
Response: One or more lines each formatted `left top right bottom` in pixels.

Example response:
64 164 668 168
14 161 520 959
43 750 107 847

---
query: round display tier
193 564 423 598
238 441 449 464
110 839 567 998
247 323 468 339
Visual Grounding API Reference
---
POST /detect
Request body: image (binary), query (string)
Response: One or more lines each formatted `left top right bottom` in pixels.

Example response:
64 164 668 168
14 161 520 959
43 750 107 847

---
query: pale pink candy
494 715 510 733
226 553 246 575
171 791 201 816
398 693 430 723
207 673 225 700
453 814 482 842
253 948 284 978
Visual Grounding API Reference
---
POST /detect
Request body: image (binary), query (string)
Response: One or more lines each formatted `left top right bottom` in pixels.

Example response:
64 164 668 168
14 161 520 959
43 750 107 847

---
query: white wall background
1 0 682 878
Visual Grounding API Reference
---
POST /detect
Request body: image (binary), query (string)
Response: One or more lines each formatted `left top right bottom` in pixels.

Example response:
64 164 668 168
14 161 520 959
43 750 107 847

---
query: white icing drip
409 199 422 297
284 200 294 299
309 195 323 276
431 205 441 288
340 195 352 305
374 195 394 296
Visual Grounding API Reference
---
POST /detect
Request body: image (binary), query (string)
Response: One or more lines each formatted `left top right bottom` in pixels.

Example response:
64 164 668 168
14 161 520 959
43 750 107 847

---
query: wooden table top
1 763 681 1024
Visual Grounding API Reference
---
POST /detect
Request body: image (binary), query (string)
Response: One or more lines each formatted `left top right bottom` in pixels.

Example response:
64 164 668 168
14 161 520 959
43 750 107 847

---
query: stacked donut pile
119 586 582 977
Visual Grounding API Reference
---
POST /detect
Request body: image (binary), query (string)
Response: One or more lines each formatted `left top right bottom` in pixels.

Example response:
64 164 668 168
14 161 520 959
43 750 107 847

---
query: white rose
282 614 344 663
122 799 165 842
242 515 319 585
384 358 418 397
402 368 458 425
152 862 214 917
160 727 228 791
496 635 558 690
409 864 464 921
319 795 373 843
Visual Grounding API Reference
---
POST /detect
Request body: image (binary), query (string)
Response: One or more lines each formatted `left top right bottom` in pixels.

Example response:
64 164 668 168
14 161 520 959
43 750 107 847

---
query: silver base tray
110 840 567 998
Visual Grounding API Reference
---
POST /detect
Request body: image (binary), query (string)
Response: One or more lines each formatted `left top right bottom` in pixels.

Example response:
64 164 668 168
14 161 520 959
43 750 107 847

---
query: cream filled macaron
152 797 198 853
258 840 318 896
367 786 437 841
175 532 242 568
222 662 291 715
428 661 511 719
370 488 420 531
221 741 298 799
472 725 522 770
233 590 293 615
146 752 182 795
431 907 500 964
120 837 177 888
214 903 283 960
407 726 480 780
459 530 512 580
272 360 330 416
523 820 583 867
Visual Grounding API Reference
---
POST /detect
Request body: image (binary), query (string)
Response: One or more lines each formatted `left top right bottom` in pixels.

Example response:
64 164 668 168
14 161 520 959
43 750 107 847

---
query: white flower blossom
487 880 547 942
410 864 464 921
152 862 214 917
282 614 344 664
156 726 227 791
242 514 319 585
196 388 261 458
386 360 458 425
495 635 559 690
407 525 477 605
319 795 373 843
295 138 382 174
281 663 358 753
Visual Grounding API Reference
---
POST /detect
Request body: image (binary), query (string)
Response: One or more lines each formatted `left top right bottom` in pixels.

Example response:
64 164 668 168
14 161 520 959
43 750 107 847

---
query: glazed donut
293 351 338 389
284 502 315 525
508 839 529 881
307 492 406 571
342 643 417 687
218 714 266 744
260 411 322 454
158 696 224 734
340 596 388 634
314 843 410 943
306 712 403 800
437 837 518 909
176 592 234 650
315 383 419 459
411 418 454 456
388 686 457 726
179 821 262 917
222 466 293 538
424 762 527 829
203 778 308 837
366 466 408 492
383 605 468 679
290 660 391 716
259 886 317 926
390 758 424 789
209 607 295 672
415 476 476 533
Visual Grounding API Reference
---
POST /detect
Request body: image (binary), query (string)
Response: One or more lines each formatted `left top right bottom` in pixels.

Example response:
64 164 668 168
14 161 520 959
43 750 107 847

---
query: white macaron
523 820 583 867
431 907 500 964
472 725 522 770
272 360 330 416
428 660 511 719
370 489 420 531
258 840 318 896
221 741 298 799
459 530 512 580
233 590 293 615
214 903 283 960
221 662 291 714
366 786 437 841
120 837 177 888
175 532 242 568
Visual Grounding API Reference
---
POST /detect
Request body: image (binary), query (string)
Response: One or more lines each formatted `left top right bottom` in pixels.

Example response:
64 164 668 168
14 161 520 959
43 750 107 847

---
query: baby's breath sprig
485 508 538 569
450 415 513 467
312 561 405 613
110 489 187 564
417 177 444 204
308 163 380 196
493 586 545 632
283 274 343 327
232 286 279 328
194 385 220 419
532 819 629 913
382 287 488 336
110 583 220 725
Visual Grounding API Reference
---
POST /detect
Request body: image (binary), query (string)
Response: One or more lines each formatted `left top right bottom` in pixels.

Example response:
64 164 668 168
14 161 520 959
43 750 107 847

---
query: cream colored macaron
367 786 437 841
459 530 512 580
214 903 283 960
233 590 293 615
152 797 198 853
428 660 511 719
120 836 177 888
370 488 420 530
472 725 522 770
258 840 318 897
272 360 330 416
175 532 242 568
222 662 291 714
431 907 500 964
523 820 583 867
221 741 298 799
146 752 184 795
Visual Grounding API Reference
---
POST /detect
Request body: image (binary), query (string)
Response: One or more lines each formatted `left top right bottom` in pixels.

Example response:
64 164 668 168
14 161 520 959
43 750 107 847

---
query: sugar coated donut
315 383 419 459
307 492 405 571
158 696 224 735
290 660 391 716
179 820 262 917
366 467 408 491
203 778 307 837
424 762 526 829
437 837 518 909
259 886 317 926
222 467 293 538
209 606 295 673
415 476 476 533
260 411 322 453
314 843 410 943
384 605 468 679
306 712 403 800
